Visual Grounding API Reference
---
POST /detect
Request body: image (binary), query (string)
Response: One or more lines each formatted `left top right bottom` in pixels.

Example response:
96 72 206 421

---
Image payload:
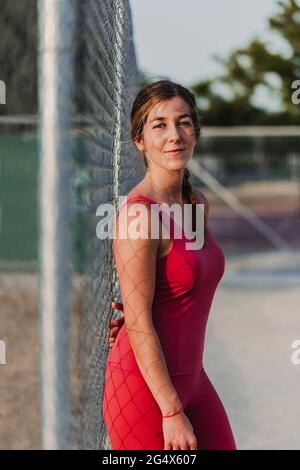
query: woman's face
134 96 196 172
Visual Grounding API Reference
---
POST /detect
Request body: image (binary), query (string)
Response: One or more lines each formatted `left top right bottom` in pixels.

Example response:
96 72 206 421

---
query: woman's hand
108 302 124 348
162 410 198 450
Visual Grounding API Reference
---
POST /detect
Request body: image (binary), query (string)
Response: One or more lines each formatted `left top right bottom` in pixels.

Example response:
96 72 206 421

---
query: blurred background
0 0 299 450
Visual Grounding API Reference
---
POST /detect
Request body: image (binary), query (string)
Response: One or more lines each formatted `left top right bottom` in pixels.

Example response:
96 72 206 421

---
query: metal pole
111 0 125 298
37 0 76 449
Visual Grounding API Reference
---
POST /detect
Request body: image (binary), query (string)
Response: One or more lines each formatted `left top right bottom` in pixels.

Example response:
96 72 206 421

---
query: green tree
191 0 300 125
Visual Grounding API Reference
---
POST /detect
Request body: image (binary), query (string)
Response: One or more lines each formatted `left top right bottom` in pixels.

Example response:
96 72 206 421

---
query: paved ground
204 281 300 450
0 273 81 450
0 270 299 450
0 278 40 449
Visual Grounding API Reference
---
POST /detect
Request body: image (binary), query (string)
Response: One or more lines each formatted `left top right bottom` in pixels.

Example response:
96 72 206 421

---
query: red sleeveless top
107 194 225 376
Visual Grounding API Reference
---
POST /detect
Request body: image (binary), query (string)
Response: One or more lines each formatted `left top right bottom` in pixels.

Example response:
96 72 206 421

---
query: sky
130 0 290 111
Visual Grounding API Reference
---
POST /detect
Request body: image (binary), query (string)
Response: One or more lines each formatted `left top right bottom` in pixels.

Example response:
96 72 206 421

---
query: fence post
37 0 76 449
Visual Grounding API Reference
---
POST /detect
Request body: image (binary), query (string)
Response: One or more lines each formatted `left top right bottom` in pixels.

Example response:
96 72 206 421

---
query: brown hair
130 79 206 243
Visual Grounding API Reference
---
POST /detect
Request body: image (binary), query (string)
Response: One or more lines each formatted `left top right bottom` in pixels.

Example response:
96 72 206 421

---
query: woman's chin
167 160 187 170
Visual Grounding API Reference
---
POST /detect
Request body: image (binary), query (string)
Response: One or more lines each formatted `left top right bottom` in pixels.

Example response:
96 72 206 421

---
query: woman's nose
168 124 182 141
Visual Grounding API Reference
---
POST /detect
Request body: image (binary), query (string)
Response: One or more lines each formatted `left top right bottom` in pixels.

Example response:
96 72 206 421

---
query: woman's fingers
187 439 197 450
164 443 194 450
180 442 190 450
109 327 119 337
108 329 118 347
110 302 125 329
108 302 124 347
112 302 124 312
109 318 124 330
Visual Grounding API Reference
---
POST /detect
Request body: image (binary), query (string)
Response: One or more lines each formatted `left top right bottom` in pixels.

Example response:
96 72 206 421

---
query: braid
182 168 196 204
182 168 208 248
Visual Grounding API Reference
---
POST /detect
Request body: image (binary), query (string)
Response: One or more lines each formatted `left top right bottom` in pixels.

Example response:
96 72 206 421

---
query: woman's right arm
113 202 197 450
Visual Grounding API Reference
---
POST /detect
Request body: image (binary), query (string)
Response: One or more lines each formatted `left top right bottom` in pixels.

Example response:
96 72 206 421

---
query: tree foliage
1 0 299 124
190 0 300 125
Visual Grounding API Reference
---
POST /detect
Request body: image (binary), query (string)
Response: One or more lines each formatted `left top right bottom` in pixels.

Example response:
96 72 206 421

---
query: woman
102 80 237 450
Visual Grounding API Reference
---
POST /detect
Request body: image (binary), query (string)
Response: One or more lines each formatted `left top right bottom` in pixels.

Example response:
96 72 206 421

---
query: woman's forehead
147 97 190 121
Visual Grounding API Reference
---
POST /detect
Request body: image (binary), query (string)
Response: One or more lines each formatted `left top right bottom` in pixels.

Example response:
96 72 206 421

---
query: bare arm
113 202 182 415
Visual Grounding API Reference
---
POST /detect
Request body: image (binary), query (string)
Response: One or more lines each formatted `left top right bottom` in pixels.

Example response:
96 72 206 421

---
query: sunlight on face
136 96 196 171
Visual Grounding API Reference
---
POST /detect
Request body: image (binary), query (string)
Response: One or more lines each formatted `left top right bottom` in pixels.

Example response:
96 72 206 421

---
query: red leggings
102 364 237 450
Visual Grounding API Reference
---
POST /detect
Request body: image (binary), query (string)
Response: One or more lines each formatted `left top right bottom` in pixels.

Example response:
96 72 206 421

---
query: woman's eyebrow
150 113 192 123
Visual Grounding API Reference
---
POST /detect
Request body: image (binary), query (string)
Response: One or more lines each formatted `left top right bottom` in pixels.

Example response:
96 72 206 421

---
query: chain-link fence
74 0 143 450
38 0 143 449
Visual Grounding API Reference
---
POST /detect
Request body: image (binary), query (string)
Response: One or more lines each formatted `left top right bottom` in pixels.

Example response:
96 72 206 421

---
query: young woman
103 80 237 451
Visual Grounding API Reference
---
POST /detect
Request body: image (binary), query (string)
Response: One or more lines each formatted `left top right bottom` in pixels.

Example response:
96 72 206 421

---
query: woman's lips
166 149 183 154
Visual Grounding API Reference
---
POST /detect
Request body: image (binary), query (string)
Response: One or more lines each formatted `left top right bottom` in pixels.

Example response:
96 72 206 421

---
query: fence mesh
71 0 143 449
198 133 300 185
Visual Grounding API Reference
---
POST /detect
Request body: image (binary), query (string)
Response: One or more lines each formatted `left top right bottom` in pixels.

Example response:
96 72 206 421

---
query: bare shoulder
125 180 148 200
115 197 160 247
116 181 159 242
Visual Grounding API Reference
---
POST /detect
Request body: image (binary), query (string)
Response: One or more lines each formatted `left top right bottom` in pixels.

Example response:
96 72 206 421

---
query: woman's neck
143 170 184 205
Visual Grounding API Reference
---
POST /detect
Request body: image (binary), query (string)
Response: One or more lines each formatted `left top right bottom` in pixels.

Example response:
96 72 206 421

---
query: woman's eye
153 121 191 129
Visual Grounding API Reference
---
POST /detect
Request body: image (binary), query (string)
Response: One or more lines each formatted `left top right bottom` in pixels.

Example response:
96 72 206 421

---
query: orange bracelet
162 406 183 419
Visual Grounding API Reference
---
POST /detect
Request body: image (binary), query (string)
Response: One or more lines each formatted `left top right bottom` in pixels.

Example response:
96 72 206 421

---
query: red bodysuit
103 195 236 450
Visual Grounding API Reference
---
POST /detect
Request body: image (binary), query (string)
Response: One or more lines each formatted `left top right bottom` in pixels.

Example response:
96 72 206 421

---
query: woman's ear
134 135 146 152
